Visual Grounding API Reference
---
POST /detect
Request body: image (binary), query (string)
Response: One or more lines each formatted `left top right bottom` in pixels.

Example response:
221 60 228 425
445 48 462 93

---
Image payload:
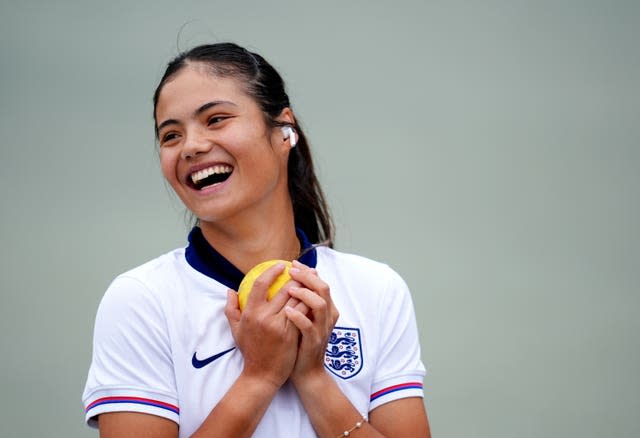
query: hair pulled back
153 42 334 247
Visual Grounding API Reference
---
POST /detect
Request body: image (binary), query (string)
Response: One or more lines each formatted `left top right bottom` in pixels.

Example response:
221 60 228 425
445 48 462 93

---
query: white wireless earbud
282 126 297 148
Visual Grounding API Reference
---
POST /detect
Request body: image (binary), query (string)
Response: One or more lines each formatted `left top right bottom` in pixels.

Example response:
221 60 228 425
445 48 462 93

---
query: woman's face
155 65 292 225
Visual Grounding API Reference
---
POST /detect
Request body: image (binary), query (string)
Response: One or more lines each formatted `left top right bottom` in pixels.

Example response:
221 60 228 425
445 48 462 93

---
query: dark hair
153 42 334 247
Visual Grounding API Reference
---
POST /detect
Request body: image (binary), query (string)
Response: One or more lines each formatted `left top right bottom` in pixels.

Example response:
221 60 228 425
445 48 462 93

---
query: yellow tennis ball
237 260 293 311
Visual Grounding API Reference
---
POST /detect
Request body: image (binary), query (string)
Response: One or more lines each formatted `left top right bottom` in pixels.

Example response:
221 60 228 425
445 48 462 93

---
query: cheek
159 150 179 185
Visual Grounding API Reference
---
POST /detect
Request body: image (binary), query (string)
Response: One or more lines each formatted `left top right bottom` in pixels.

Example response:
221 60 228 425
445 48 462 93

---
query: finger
224 289 241 331
289 267 331 301
289 286 338 329
284 306 314 332
269 279 302 311
289 267 329 298
245 262 287 310
279 296 310 319
292 259 318 276
293 300 311 318
288 286 327 314
283 295 301 310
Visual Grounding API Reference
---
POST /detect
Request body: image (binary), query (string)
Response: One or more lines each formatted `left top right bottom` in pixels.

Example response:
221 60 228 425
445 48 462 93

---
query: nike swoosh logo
192 347 236 369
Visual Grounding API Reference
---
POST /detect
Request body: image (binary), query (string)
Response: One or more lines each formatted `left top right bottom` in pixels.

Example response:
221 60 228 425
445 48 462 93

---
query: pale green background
0 0 638 437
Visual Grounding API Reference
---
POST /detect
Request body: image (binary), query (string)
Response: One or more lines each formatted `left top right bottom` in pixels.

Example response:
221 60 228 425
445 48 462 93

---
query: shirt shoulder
315 246 407 296
116 247 187 284
104 247 198 302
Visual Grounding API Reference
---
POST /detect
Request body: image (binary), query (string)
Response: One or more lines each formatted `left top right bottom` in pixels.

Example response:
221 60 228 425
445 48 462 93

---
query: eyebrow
156 100 237 133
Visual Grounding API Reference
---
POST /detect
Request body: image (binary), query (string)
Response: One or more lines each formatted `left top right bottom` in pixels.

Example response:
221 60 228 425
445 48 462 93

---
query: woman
83 42 430 438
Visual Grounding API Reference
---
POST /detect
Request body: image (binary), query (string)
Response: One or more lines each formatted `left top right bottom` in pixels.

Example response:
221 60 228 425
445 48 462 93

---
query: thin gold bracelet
337 416 366 437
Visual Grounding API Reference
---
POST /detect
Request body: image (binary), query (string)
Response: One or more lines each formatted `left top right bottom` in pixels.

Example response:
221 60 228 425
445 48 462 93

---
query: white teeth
190 165 233 184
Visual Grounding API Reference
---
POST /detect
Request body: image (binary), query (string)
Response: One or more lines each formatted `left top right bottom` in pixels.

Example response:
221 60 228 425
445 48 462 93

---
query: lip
193 178 230 195
184 161 234 193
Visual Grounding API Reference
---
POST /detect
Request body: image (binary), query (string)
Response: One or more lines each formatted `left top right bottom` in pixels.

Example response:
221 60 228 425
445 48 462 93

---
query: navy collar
185 226 317 290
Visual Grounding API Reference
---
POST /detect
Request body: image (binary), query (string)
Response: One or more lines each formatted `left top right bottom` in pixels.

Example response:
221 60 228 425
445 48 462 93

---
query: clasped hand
224 260 339 389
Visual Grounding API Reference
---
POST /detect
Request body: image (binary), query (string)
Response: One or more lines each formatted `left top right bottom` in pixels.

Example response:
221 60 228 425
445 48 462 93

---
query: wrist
238 370 283 397
291 367 331 393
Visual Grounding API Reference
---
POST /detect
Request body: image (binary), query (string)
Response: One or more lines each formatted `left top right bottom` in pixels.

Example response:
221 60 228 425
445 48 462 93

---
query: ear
276 107 296 126
274 107 297 150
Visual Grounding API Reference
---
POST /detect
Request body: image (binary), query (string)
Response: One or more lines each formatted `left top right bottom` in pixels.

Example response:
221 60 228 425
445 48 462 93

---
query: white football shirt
83 228 426 437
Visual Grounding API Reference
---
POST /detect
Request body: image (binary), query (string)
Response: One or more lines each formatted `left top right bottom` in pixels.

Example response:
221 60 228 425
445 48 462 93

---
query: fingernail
289 267 300 275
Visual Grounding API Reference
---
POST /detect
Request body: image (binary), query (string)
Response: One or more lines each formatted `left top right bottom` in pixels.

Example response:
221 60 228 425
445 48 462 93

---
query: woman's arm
285 261 430 437
99 412 178 438
369 397 430 438
97 372 283 438
188 372 284 437
97 263 300 438
190 264 301 437
290 370 430 438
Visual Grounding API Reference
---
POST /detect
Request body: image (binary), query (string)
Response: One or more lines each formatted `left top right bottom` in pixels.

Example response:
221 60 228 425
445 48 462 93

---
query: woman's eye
161 132 179 144
207 116 227 126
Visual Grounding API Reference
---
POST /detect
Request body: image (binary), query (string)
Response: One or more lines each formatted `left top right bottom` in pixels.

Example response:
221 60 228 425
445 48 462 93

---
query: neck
198 206 300 274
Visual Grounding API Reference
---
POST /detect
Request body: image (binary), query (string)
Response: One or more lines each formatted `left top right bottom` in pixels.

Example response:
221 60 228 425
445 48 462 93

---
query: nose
181 128 212 160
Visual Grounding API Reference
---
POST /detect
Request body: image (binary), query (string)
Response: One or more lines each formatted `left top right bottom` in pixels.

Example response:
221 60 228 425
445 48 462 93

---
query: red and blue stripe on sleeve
370 381 424 402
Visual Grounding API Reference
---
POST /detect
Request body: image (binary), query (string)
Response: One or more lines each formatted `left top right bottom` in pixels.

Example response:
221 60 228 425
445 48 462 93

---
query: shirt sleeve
369 268 427 410
82 275 179 427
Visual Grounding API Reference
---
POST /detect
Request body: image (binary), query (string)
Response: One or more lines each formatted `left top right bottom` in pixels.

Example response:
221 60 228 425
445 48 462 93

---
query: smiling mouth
189 164 233 190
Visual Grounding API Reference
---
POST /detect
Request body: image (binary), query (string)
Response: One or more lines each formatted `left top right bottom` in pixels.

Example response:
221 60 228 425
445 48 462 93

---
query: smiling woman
155 66 296 238
82 42 430 438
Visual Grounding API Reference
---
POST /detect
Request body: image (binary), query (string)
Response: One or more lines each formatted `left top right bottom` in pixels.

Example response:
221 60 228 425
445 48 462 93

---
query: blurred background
0 0 638 436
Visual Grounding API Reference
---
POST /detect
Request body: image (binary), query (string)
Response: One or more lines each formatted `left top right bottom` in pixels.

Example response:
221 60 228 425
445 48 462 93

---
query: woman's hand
284 260 339 384
224 262 301 389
